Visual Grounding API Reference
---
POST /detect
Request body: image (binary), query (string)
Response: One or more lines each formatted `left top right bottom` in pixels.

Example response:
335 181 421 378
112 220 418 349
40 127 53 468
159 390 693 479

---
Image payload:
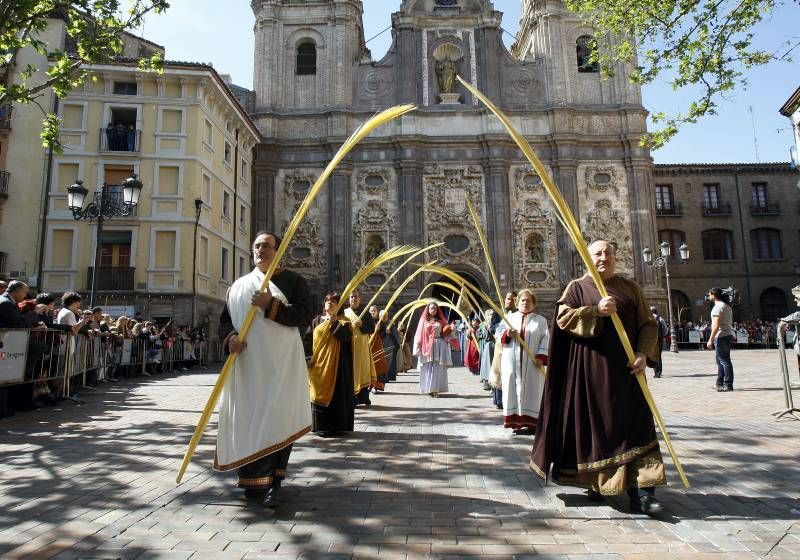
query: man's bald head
587 240 617 279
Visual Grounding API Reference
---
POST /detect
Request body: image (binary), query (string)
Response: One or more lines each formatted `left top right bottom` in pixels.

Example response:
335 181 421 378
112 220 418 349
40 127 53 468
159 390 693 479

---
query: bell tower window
576 35 599 73
296 42 317 75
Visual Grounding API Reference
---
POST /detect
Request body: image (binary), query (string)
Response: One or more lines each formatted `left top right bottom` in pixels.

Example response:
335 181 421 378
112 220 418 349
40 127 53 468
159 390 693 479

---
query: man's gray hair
792 285 800 298
587 239 617 254
6 280 27 294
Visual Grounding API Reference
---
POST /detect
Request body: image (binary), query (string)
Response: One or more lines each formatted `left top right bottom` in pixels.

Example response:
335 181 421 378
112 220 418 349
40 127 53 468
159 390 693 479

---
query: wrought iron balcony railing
750 200 780 216
656 201 683 216
99 127 141 152
86 266 135 291
702 201 732 216
0 105 12 130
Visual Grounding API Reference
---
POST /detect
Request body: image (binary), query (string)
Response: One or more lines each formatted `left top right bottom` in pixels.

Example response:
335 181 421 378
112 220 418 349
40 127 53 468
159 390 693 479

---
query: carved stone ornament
422 166 486 273
355 167 392 201
281 171 325 274
584 166 619 197
353 200 397 270
511 201 558 288
582 199 633 273
514 165 546 197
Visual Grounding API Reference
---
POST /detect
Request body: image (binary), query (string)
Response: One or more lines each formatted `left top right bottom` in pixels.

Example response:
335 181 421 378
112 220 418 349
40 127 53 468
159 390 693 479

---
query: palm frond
466 196 503 309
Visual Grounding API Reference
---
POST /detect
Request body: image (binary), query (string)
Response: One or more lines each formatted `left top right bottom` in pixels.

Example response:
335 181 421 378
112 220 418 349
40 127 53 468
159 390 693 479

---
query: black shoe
715 385 723 392
587 489 605 502
262 480 283 508
244 488 267 501
721 385 733 392
654 373 662 378
630 494 663 516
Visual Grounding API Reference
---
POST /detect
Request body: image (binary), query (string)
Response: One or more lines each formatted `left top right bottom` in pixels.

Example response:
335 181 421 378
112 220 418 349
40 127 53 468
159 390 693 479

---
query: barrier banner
0 330 29 386
122 339 133 364
736 331 749 344
688 330 701 344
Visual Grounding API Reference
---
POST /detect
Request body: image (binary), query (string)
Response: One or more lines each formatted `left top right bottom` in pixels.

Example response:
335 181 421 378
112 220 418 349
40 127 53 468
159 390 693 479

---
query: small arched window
576 35 598 73
296 42 317 75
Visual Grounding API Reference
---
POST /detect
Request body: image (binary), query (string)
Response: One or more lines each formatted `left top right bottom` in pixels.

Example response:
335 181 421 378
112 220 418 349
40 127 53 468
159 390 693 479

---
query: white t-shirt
710 301 733 338
56 307 78 326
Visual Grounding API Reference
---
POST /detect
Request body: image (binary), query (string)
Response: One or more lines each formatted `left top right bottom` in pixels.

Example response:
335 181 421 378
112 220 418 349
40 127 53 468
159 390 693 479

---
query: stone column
483 158 512 293
395 160 423 247
252 164 277 235
627 160 659 288
327 166 353 286
551 155 579 287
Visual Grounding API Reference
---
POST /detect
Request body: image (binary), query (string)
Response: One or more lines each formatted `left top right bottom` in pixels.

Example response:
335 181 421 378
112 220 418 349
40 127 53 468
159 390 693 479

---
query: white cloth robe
214 268 311 471
496 311 549 422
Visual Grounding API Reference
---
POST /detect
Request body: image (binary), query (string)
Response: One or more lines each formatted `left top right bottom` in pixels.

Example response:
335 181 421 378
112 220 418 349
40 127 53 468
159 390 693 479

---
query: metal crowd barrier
0 329 214 396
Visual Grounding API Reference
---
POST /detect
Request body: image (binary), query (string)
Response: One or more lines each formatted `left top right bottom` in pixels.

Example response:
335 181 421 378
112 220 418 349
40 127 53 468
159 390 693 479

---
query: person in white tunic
413 302 453 397
496 289 549 434
216 232 313 508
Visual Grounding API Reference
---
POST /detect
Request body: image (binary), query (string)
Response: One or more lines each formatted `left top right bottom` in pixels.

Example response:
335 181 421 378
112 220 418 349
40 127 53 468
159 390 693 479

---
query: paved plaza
1 348 799 559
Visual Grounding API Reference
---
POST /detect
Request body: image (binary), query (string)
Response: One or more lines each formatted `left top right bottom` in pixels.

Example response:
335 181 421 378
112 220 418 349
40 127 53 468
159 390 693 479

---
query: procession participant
478 310 495 390
308 293 355 437
379 310 401 382
465 317 481 375
368 304 388 392
492 292 517 409
496 289 549 434
396 322 413 373
413 301 453 397
216 231 313 508
530 240 665 516
345 290 376 406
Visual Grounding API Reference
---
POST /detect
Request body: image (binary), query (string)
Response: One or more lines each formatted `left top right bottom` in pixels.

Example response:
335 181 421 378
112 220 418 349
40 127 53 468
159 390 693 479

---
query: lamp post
67 174 143 307
191 198 203 328
642 241 690 353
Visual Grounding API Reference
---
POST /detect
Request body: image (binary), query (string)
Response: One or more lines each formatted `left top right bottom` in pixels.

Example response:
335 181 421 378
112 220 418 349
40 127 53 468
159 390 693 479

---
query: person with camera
707 287 735 392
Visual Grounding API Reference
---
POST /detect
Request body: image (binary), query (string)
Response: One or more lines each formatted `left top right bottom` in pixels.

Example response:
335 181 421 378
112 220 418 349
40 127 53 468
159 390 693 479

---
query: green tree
0 1 169 150
565 0 798 149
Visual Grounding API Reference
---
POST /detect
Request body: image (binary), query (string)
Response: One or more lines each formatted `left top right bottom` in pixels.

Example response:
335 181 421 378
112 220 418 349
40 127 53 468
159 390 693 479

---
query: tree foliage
565 0 797 149
0 1 169 150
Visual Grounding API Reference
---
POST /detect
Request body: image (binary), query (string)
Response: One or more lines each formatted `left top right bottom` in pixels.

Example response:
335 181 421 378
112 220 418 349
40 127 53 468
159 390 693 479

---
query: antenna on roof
748 105 760 163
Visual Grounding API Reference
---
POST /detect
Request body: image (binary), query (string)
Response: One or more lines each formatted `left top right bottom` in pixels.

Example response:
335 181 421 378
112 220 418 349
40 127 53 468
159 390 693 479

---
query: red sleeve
501 331 513 344
536 354 548 366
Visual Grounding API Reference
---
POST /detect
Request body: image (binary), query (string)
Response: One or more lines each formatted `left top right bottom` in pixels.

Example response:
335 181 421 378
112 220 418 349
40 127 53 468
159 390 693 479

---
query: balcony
0 105 11 130
656 202 683 217
99 127 141 153
86 266 135 291
702 201 732 216
750 201 780 216
0 170 8 200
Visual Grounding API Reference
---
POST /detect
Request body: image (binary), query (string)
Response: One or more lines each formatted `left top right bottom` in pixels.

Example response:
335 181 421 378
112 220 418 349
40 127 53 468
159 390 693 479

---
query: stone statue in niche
436 58 458 94
365 234 385 262
525 233 545 263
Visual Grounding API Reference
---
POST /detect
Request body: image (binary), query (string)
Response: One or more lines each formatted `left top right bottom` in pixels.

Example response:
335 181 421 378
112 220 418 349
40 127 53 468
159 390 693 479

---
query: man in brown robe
530 240 666 516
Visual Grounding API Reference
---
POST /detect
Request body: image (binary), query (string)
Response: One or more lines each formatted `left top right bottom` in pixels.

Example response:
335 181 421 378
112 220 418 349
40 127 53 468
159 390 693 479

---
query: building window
703 183 720 210
296 42 317 75
99 231 132 267
224 141 232 165
221 247 230 281
113 81 138 95
239 204 246 231
200 236 209 274
658 229 686 260
202 174 211 207
103 107 139 152
241 160 248 179
751 182 768 209
62 104 84 130
655 184 674 211
222 191 231 218
701 229 734 261
154 231 177 269
239 256 246 277
760 287 788 322
203 119 213 146
751 228 782 260
576 35 598 73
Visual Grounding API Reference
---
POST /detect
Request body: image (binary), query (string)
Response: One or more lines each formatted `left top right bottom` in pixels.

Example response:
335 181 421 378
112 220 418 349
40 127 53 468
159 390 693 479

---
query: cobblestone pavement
1 349 799 559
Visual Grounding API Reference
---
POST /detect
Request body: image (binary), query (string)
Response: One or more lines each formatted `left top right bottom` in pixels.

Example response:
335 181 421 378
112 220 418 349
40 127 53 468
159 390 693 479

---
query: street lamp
642 241 690 353
191 198 203 328
67 174 144 307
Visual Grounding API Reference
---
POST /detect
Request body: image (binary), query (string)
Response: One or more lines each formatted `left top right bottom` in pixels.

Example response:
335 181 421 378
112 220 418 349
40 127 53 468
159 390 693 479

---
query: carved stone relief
577 162 632 275
509 165 560 288
352 167 398 278
511 200 558 289
277 170 326 275
422 165 486 278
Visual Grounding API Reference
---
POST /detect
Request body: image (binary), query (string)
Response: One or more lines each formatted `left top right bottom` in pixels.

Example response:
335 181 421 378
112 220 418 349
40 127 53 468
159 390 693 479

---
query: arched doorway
429 270 485 320
760 287 787 321
671 290 692 322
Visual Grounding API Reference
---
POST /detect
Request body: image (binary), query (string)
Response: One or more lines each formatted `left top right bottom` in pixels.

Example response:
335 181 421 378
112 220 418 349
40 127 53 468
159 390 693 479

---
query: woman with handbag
496 289 549 434
413 302 453 397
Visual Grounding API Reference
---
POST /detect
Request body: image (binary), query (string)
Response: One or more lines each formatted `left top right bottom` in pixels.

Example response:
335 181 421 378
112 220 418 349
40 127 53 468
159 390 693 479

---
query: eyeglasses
253 242 276 250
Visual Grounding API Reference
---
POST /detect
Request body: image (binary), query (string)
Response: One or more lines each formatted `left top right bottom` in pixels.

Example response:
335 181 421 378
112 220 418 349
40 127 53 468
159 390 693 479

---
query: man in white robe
216 232 313 507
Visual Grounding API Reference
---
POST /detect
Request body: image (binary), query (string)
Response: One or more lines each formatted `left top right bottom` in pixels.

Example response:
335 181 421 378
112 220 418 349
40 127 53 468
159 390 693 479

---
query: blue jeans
714 335 734 388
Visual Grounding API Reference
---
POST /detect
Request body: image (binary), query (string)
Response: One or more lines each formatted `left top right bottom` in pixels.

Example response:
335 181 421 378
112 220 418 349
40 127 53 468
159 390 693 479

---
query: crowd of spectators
0 281 209 418
672 319 784 348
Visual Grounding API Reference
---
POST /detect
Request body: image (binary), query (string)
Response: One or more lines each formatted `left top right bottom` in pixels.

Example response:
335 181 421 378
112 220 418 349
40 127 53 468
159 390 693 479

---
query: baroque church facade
243 0 661 310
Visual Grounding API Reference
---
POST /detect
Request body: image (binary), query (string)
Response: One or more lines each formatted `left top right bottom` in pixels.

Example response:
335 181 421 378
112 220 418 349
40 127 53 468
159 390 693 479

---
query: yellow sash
308 319 343 406
345 307 376 393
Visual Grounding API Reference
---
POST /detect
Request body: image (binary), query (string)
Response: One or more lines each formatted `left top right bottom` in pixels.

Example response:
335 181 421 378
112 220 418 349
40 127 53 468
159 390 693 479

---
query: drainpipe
233 129 239 274
733 167 753 318
35 95 58 290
